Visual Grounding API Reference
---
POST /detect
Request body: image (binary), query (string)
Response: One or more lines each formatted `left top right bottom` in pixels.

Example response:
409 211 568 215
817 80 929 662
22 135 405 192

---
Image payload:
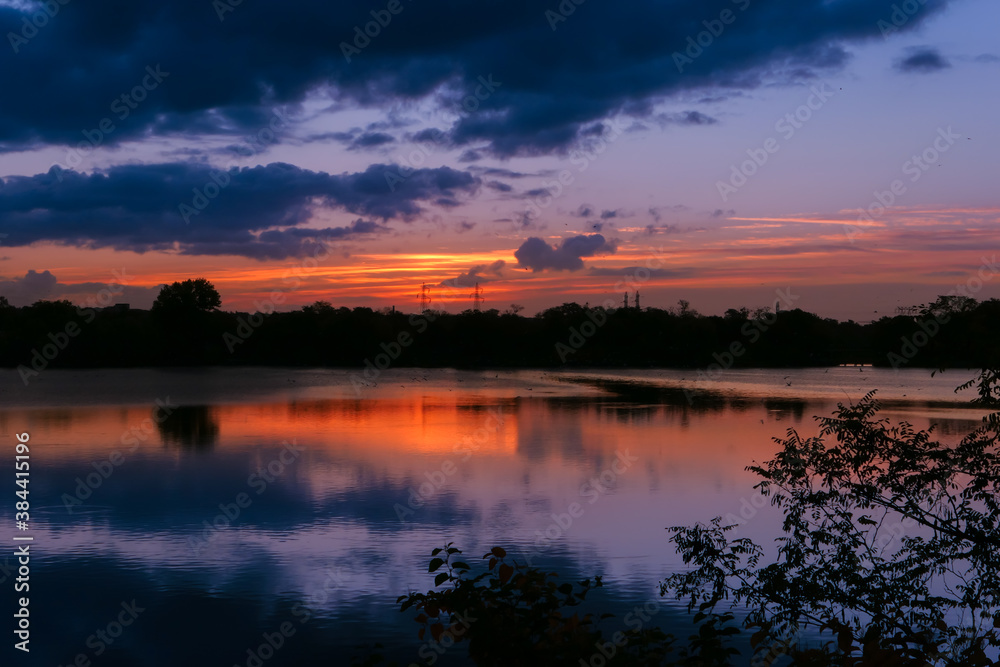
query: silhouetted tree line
1 282 998 371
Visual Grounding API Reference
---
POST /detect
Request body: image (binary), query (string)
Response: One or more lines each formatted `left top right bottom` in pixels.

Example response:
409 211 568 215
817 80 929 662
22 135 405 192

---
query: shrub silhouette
662 370 1000 666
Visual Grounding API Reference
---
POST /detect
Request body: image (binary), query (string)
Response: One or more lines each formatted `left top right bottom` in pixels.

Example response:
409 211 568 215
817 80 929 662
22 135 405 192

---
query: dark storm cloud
0 0 951 157
0 162 478 258
648 205 688 223
310 130 396 150
348 131 395 149
656 111 719 126
475 167 535 180
514 234 617 272
0 269 57 303
485 180 513 192
895 47 951 73
441 260 507 288
0 269 161 306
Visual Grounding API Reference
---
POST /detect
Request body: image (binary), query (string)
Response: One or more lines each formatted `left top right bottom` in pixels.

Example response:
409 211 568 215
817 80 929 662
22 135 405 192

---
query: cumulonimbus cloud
0 162 480 259
0 0 951 157
514 234 617 272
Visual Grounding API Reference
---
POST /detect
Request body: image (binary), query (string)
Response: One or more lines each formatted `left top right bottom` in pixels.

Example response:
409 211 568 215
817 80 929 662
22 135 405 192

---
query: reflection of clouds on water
2 368 993 662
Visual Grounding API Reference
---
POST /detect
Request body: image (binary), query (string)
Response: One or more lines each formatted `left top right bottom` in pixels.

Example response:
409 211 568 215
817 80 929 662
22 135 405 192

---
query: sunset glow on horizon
1 0 997 322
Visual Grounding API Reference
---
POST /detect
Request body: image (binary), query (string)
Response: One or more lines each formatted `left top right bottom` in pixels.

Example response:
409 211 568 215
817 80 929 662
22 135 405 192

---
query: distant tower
472 282 484 311
775 300 780 314
419 283 431 312
634 291 641 310
624 292 629 309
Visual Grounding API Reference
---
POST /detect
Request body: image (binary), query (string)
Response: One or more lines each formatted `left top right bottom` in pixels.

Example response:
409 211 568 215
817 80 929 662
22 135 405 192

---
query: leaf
434 572 449 586
429 558 445 573
430 623 444 641
452 561 471 570
498 563 514 584
491 546 507 558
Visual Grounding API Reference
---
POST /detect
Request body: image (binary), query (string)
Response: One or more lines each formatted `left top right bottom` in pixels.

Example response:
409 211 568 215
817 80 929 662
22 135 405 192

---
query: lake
0 367 989 665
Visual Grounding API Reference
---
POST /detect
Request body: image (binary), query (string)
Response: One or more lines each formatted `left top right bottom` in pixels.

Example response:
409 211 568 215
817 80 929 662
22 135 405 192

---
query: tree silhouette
661 370 1000 665
151 278 221 316
149 278 223 364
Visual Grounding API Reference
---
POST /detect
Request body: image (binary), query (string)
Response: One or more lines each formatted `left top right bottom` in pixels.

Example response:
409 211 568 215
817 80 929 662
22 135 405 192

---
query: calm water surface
0 367 988 665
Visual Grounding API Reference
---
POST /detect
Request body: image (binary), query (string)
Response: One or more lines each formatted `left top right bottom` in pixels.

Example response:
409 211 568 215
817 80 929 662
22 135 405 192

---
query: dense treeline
1 291 999 375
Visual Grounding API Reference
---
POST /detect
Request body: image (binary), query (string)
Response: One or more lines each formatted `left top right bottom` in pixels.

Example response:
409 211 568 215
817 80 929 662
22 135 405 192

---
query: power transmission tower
419 283 431 312
472 283 484 311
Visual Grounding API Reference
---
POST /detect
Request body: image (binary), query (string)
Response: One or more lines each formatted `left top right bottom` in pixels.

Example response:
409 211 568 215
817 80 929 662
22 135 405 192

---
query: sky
0 0 998 321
